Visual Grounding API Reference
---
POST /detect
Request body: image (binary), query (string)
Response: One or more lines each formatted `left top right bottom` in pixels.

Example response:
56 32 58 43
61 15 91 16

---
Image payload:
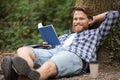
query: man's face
72 10 92 33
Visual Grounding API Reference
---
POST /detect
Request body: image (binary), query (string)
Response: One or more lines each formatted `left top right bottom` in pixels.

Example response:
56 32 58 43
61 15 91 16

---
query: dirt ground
0 53 120 80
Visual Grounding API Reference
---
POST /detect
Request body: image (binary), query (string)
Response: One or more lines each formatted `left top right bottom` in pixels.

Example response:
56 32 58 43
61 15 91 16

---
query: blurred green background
0 0 75 51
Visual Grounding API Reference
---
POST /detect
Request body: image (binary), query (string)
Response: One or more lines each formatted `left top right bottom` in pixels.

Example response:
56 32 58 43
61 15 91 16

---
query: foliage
0 0 75 52
0 24 40 51
0 0 18 19
105 19 120 62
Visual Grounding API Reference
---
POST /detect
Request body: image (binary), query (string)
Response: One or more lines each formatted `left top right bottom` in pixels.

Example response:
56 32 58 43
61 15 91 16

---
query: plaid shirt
58 11 119 62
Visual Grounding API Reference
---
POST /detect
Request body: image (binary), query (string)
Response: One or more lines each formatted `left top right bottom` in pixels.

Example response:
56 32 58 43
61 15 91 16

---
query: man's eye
73 18 77 20
79 18 84 20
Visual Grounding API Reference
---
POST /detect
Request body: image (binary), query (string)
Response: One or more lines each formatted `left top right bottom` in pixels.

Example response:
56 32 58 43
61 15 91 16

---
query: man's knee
17 47 34 56
43 61 58 75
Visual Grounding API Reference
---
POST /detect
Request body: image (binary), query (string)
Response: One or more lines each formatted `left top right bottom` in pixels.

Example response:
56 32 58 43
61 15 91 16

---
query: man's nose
76 18 82 22
76 19 81 24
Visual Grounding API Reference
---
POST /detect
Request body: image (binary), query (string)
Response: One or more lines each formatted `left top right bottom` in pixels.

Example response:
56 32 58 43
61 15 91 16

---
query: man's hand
43 42 49 46
42 42 52 48
93 12 108 23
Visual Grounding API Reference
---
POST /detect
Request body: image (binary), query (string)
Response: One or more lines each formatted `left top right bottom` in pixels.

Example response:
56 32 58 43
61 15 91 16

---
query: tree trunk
75 0 120 15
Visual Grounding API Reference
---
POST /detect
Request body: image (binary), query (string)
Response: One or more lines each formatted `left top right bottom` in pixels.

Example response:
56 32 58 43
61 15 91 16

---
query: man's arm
95 11 119 44
93 12 108 23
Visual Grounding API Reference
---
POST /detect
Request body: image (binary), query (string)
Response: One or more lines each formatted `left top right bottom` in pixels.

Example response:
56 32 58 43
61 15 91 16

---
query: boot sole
1 56 12 80
12 56 40 80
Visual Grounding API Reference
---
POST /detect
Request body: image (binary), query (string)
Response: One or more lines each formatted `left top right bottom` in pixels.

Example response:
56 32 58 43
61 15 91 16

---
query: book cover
38 23 60 46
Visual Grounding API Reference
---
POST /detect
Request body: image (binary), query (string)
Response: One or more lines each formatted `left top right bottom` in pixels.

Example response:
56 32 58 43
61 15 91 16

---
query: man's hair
72 6 93 20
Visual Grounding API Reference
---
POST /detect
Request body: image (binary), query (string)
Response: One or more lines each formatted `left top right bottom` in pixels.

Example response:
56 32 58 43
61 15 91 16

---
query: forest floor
0 52 120 80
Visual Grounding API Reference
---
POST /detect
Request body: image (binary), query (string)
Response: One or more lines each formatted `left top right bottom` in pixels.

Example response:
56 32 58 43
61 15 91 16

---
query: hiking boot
1 56 18 80
12 56 40 80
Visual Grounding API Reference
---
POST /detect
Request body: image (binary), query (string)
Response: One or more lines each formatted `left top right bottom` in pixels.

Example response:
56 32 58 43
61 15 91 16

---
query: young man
1 7 119 80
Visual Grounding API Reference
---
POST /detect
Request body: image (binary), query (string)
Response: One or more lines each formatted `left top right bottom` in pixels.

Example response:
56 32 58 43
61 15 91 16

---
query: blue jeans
31 46 83 77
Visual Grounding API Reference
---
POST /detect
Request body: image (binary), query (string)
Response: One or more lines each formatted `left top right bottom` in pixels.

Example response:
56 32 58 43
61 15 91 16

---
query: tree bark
75 0 120 15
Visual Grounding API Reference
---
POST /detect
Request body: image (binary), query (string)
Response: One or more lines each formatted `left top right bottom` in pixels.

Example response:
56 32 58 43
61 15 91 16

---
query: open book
38 23 60 46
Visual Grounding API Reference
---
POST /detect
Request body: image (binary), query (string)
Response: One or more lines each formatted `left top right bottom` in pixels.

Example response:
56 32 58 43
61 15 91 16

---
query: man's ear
88 19 94 26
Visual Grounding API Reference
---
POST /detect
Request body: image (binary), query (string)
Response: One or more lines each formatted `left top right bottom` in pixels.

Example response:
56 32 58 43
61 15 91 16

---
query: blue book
38 23 60 46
